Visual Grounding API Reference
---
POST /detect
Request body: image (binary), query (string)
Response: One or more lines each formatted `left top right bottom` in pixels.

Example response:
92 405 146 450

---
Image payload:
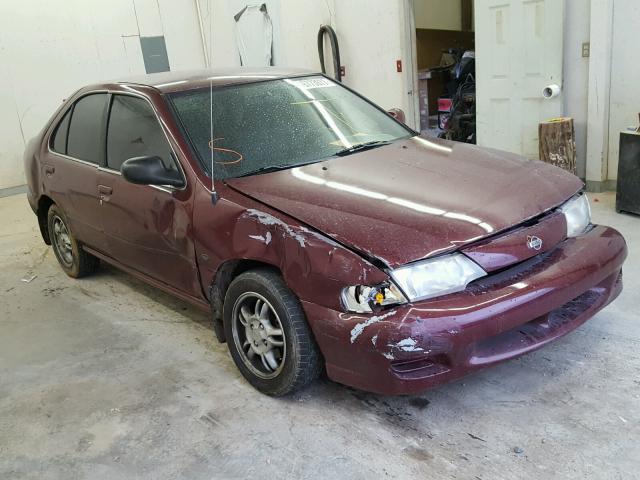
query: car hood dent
226 136 583 268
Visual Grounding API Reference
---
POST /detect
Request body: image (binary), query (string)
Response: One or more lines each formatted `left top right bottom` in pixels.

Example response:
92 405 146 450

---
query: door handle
98 184 112 206
44 165 55 176
98 185 113 195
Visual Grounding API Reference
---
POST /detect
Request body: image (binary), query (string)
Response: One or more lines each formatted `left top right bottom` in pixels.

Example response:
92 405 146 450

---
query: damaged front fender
193 183 389 314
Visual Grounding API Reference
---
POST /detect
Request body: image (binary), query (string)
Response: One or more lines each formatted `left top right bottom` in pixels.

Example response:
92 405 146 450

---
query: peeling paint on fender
248 231 272 245
389 337 424 352
245 209 307 247
350 310 397 343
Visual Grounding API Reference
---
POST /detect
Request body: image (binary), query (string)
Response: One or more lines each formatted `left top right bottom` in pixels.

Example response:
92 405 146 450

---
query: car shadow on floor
84 263 210 328
85 260 604 412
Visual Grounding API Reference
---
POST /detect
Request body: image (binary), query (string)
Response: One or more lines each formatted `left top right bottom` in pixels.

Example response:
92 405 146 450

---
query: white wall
201 0 333 68
0 0 411 189
333 1 410 114
159 0 209 71
607 0 640 181
201 0 411 116
563 0 591 179
0 0 206 189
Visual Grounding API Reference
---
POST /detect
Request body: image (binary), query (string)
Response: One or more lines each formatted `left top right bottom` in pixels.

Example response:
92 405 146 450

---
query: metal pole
195 0 210 68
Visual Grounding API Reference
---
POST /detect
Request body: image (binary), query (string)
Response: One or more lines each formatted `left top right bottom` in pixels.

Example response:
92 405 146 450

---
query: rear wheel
223 269 322 396
47 204 99 278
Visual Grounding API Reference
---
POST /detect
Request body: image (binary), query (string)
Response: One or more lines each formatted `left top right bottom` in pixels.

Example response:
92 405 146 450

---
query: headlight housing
390 253 486 302
341 282 407 313
560 193 591 237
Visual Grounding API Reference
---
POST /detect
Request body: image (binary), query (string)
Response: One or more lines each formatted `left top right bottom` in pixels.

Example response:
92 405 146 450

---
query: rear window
67 93 108 164
51 109 72 154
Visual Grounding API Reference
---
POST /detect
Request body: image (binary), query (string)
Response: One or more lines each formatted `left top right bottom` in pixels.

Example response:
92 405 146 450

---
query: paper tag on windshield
288 77 336 90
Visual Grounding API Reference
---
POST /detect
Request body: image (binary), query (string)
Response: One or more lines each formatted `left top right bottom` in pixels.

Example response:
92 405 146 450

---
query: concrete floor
0 192 638 480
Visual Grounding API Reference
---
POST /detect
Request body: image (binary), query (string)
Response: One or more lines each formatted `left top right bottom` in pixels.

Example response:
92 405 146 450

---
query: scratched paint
248 231 272 245
389 337 424 352
245 209 306 247
350 310 397 343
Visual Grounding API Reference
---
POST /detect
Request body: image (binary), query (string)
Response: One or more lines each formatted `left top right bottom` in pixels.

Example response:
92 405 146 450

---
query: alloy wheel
52 215 73 267
231 292 286 379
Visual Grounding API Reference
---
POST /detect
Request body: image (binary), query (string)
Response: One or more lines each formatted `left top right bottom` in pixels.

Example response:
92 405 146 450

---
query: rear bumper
302 225 627 395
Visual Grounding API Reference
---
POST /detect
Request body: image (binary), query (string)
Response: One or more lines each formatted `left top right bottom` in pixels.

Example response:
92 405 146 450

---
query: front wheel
223 269 322 396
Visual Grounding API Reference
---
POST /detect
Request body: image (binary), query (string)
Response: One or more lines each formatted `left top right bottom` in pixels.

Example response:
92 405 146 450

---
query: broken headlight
390 253 486 302
341 282 407 313
560 193 591 237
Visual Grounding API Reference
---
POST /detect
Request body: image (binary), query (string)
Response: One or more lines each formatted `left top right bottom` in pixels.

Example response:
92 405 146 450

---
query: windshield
168 75 412 179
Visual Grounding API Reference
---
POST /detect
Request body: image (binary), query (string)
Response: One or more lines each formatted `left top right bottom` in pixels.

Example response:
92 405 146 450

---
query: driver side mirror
121 156 185 188
387 108 406 124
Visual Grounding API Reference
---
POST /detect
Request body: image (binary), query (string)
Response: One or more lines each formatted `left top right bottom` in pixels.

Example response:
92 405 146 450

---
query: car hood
226 136 582 268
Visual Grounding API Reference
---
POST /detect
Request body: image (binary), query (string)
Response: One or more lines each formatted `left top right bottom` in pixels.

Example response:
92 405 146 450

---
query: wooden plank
538 117 577 174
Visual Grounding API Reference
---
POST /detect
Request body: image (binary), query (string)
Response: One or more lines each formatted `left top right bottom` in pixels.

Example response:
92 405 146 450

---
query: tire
223 269 322 396
47 204 99 278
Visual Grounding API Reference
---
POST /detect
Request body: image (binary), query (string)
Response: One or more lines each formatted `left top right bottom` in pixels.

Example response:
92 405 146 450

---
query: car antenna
208 1 218 205
210 77 218 205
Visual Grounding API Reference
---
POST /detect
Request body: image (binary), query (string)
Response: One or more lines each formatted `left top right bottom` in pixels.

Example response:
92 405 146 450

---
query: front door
97 93 201 297
475 0 564 158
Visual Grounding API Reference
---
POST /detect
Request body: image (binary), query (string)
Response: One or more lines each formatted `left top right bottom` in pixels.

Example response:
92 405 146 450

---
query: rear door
96 93 201 296
475 0 564 158
44 93 109 252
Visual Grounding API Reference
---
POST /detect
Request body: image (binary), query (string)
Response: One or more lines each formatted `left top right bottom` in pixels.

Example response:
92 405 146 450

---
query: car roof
103 67 318 94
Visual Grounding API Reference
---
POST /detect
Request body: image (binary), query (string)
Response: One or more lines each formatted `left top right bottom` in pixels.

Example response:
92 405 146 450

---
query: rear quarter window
51 109 72 154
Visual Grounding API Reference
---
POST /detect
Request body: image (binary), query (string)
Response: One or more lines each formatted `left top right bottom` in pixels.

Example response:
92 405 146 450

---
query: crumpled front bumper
302 225 627 395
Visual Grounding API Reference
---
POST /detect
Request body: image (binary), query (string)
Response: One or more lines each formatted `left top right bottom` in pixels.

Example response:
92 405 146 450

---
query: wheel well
209 259 282 343
37 195 55 245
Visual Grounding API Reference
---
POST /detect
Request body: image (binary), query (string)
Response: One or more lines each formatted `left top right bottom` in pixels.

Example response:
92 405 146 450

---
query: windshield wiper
236 160 322 178
236 165 293 177
334 140 391 157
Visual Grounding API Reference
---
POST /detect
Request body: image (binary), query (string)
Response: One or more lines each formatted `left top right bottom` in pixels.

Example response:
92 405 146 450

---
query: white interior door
403 0 420 130
475 0 564 158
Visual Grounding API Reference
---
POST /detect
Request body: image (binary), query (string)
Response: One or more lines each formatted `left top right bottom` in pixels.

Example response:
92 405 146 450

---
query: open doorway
411 0 475 143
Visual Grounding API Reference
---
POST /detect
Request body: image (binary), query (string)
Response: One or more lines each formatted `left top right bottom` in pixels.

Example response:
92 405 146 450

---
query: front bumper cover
302 225 627 395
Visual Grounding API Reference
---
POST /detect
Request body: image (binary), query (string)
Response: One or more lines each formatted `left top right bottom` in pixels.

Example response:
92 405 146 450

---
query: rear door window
67 93 108 164
106 95 176 172
51 109 72 154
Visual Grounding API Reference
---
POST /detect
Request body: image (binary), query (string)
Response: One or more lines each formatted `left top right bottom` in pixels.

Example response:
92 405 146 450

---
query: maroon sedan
24 68 626 395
